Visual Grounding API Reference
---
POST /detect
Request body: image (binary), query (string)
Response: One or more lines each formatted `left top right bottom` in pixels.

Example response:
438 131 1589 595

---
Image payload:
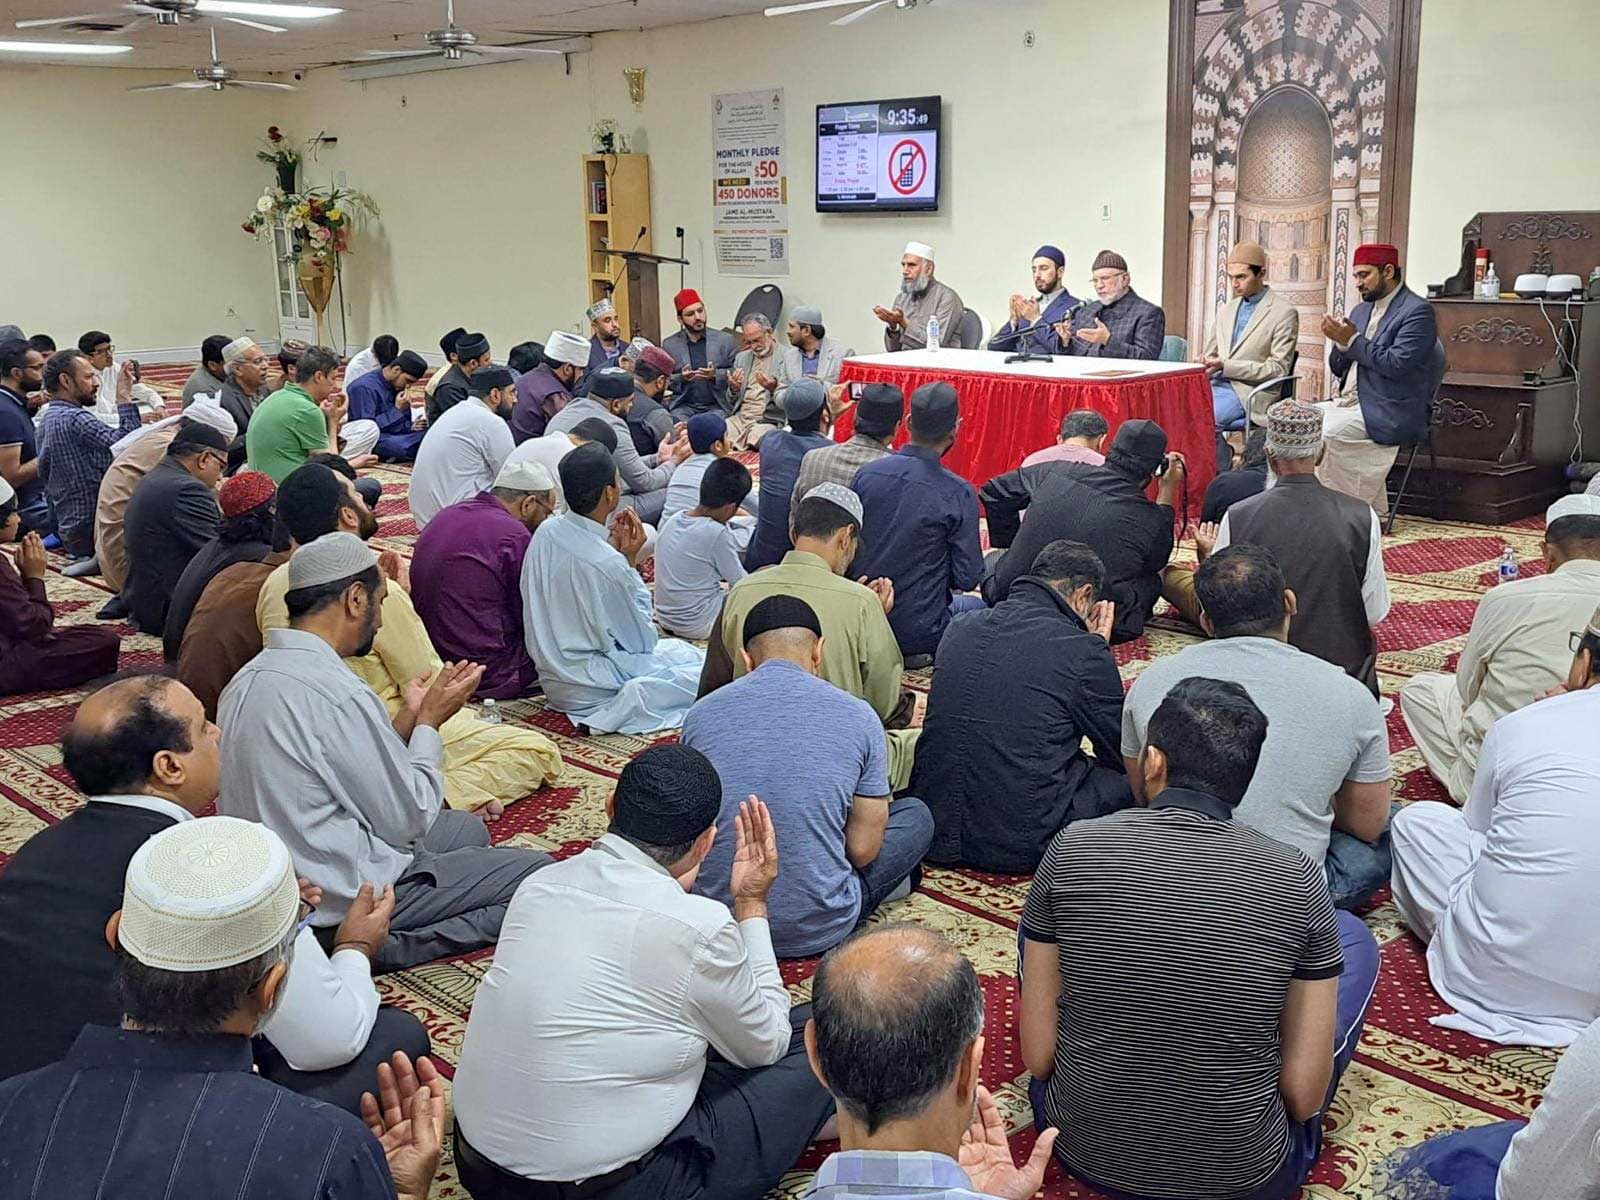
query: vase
296 255 335 346
276 160 298 194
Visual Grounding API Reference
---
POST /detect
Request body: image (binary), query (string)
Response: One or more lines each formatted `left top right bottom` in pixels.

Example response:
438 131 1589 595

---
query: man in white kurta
1391 618 1600 1046
521 443 703 734
407 366 516 529
1400 494 1600 802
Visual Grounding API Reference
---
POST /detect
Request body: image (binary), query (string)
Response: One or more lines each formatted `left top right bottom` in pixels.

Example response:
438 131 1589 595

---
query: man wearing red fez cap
1316 241 1445 513
662 287 737 421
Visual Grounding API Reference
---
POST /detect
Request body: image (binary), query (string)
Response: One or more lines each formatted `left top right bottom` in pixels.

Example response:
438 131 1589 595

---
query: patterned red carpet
0 362 1559 1199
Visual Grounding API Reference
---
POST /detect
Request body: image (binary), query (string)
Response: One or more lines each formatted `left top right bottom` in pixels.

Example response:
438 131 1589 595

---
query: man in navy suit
1317 242 1446 512
990 244 1081 355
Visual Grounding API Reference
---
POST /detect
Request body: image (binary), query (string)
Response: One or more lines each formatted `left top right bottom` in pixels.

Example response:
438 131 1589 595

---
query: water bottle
1482 264 1499 301
479 698 502 725
1498 546 1518 584
926 316 941 353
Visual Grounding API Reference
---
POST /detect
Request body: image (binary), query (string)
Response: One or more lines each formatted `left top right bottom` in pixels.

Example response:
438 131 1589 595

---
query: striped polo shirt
1021 787 1343 1199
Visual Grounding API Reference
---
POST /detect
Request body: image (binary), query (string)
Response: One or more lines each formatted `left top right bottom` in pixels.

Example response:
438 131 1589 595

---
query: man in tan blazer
1205 242 1300 437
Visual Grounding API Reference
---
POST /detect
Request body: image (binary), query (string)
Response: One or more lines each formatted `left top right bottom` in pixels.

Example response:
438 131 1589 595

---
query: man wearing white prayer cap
511 328 590 443
218 531 555 970
0 812 444 1197
1400 491 1600 803
410 456 559 700
216 336 272 459
582 295 625 387
875 239 966 353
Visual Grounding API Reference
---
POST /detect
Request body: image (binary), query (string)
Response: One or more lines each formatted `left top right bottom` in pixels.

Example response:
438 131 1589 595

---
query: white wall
0 65 281 354
9 0 1597 357
1406 0 1600 289
291 0 1170 359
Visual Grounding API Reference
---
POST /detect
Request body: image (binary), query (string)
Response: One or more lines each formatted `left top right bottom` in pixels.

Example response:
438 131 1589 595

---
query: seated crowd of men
0 230 1590 1200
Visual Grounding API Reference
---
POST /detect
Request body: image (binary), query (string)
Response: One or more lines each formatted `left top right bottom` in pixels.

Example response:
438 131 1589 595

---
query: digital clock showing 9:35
882 104 932 128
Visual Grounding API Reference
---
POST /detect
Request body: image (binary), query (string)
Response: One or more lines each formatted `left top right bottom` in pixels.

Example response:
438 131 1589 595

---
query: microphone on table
991 301 1086 362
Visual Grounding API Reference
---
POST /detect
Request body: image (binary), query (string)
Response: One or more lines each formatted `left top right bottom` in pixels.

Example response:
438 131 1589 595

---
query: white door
272 224 317 345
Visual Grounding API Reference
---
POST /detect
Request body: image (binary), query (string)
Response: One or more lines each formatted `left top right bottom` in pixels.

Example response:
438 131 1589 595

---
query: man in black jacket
121 420 227 635
980 419 1186 644
912 540 1132 874
0 676 219 1080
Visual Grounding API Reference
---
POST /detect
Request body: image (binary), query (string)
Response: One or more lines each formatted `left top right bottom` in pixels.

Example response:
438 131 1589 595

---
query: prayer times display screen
815 96 941 213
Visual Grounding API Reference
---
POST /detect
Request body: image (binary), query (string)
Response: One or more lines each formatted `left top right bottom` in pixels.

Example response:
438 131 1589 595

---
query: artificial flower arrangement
256 125 306 191
241 185 380 267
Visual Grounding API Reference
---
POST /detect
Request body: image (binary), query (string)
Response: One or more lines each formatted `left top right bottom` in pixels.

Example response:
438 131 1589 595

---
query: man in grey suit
779 305 855 417
662 288 738 422
1318 242 1446 512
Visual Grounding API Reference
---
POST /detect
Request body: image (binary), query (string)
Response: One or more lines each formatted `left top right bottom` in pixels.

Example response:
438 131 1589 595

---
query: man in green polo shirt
698 481 918 787
246 345 345 483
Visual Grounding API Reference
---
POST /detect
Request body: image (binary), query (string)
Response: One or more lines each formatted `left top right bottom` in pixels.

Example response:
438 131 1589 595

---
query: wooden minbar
1393 210 1600 523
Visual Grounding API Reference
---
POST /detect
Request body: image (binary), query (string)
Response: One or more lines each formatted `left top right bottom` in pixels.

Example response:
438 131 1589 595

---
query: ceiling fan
763 0 920 26
14 0 333 35
127 26 294 89
359 0 563 63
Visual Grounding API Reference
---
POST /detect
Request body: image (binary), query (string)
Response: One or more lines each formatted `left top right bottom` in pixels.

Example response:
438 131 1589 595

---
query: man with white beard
874 242 965 353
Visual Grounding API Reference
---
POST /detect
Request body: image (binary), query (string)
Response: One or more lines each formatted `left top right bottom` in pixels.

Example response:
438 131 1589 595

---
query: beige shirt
1452 558 1600 771
92 425 181 593
885 277 965 352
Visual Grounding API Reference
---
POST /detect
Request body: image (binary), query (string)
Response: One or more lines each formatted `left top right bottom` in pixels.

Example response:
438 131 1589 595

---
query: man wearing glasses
1390 597 1600 1048
1400 493 1600 803
120 420 231 636
1054 250 1167 361
409 457 560 700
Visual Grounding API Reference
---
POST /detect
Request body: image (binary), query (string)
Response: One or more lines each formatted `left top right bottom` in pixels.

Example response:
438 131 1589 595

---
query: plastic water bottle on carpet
479 698 502 725
1498 546 1519 584
926 315 940 353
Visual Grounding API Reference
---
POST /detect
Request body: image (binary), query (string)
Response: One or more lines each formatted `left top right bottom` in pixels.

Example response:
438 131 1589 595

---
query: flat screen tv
815 95 941 213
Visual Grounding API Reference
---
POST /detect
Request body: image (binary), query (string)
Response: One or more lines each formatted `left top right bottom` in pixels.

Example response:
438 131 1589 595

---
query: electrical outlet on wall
1100 204 1112 222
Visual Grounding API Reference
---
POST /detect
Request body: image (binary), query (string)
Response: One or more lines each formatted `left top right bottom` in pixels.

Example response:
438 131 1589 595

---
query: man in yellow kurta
260 461 562 817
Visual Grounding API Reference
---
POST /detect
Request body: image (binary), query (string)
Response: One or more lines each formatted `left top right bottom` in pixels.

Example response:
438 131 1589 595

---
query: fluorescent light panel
199 1 342 17
0 39 132 53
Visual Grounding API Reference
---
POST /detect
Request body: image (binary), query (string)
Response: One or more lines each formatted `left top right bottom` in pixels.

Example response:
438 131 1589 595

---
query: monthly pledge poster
711 88 789 277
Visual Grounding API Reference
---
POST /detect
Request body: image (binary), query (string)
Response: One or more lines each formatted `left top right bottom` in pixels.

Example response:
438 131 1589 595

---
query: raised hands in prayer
1087 600 1116 643
404 660 485 731
872 305 907 329
360 1052 445 1200
858 575 895 615
727 367 746 393
1190 520 1221 562
958 1086 1059 1200
609 506 648 565
1071 318 1113 347
1320 313 1358 345
320 391 349 424
755 369 779 394
377 549 411 595
334 881 397 961
14 531 47 581
728 796 779 920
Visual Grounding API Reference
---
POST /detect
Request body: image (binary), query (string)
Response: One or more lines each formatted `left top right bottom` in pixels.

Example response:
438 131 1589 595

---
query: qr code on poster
769 237 785 260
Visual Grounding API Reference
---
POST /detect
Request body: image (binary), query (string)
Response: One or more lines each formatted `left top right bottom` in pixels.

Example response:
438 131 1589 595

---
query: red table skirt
835 359 1217 504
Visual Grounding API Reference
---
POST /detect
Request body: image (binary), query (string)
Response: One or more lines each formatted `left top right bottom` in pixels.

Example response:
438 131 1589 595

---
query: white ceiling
0 0 780 70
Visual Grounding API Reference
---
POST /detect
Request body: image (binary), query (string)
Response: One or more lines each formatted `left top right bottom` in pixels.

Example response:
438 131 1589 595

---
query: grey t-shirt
653 512 747 639
684 659 890 957
1121 636 1390 862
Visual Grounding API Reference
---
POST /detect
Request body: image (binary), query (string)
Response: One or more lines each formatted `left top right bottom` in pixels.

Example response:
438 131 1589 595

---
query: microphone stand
992 301 1085 364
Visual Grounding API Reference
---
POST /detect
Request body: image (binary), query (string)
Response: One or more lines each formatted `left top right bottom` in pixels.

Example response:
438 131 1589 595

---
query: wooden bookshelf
582 153 653 339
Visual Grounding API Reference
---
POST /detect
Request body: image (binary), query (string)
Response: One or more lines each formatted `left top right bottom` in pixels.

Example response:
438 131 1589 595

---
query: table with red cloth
835 349 1216 500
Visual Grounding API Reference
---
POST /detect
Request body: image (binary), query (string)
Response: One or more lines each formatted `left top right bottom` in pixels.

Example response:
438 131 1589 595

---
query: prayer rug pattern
0 362 1559 1198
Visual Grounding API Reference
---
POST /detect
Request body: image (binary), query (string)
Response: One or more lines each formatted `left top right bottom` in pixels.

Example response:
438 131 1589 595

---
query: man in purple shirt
410 457 558 699
511 331 589 444
1020 408 1108 469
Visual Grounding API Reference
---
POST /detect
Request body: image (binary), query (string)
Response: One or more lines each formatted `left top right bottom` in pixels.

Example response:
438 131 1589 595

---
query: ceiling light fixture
198 1 341 17
0 38 131 52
